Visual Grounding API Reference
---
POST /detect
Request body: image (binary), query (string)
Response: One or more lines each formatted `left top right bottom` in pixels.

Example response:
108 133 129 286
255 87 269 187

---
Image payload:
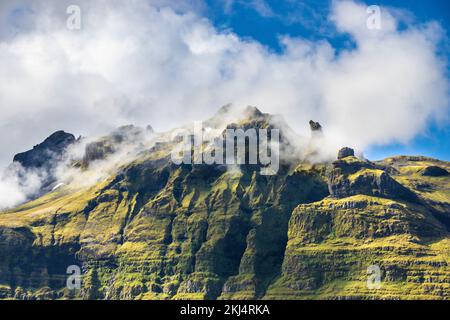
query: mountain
0 106 449 300
12 131 76 190
13 131 76 170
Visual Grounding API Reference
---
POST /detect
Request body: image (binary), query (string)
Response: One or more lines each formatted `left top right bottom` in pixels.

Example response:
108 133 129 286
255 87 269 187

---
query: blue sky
204 0 450 160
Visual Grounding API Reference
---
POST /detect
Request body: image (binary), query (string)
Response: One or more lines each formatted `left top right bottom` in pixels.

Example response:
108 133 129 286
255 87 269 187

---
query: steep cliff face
266 155 450 300
0 110 449 300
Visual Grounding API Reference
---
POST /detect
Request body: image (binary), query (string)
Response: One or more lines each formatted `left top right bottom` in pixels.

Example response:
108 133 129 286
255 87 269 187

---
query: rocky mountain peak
242 105 264 119
337 147 355 159
205 105 268 129
13 130 76 169
309 120 323 140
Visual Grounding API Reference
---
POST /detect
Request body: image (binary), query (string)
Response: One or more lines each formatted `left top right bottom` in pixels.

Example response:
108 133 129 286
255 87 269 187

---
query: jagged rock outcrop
328 153 418 203
13 131 75 170
82 125 153 165
84 140 115 163
309 120 322 133
10 131 76 192
337 147 355 159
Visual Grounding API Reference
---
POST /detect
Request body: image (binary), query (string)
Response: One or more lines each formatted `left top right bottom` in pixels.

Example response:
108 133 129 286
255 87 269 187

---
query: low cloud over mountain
0 0 448 169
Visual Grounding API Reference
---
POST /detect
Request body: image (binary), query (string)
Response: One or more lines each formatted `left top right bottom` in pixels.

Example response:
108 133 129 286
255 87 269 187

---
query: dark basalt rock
84 140 115 163
330 158 374 176
82 125 151 165
10 131 76 195
328 156 419 203
13 131 75 169
421 166 449 177
309 120 323 142
337 147 355 159
309 120 322 132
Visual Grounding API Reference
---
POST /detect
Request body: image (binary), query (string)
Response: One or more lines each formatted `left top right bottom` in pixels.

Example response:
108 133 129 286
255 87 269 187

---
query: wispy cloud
219 0 276 18
249 0 275 17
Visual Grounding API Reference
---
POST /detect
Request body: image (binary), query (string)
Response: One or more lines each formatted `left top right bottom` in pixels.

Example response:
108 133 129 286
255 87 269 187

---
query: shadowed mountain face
0 107 449 300
13 131 76 170
10 131 76 193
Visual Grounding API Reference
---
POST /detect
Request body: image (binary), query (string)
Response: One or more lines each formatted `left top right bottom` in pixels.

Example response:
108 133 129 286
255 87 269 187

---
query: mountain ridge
0 106 449 300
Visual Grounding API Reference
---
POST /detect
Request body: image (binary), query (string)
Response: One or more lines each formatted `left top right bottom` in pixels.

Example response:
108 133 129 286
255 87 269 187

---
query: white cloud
0 163 46 210
0 0 448 207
